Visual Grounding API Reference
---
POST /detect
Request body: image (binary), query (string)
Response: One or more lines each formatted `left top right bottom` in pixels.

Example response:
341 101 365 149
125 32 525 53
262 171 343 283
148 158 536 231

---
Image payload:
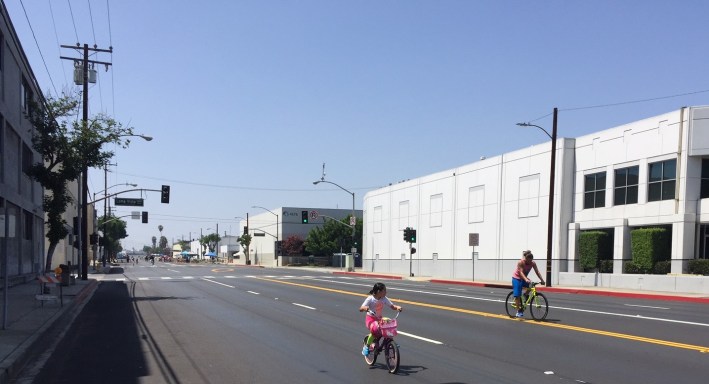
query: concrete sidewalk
0 273 98 384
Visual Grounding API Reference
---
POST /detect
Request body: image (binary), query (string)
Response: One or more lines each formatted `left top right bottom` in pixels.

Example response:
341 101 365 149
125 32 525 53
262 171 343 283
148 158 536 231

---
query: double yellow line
256 277 709 353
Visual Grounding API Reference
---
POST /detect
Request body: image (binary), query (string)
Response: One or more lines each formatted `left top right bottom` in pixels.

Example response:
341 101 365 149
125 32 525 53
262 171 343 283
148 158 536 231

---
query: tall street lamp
79 133 152 280
94 182 137 267
252 206 280 265
313 177 357 263
517 107 558 287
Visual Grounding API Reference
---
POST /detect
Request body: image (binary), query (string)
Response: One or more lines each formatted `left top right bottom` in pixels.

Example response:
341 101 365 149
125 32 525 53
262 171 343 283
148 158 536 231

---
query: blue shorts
512 278 529 297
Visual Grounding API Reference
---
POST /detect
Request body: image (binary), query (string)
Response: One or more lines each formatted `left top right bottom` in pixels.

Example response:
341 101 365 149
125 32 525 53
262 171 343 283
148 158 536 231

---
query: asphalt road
15 262 709 383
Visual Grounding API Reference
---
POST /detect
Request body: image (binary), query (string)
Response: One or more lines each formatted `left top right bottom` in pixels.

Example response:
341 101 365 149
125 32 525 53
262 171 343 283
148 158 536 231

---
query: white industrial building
363 106 709 294
237 207 363 267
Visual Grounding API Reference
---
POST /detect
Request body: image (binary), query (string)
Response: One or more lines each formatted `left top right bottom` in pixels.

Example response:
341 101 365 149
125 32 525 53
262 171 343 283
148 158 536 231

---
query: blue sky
6 1 709 250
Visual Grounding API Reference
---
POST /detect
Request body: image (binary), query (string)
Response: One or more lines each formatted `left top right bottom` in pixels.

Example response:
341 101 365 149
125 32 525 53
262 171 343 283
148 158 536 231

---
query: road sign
115 198 144 206
253 232 265 237
310 210 318 220
469 233 479 246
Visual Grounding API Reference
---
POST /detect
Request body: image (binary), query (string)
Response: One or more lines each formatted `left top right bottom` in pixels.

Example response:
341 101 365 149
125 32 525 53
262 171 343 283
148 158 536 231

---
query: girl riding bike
359 282 402 356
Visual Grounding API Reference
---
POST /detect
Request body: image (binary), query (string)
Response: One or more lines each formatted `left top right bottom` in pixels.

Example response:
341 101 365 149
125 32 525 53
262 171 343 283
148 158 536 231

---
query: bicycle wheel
504 291 519 317
529 292 549 320
383 339 400 374
363 336 376 365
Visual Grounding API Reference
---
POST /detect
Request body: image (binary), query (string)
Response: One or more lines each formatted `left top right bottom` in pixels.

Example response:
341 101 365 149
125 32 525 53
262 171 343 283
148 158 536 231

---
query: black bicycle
362 312 400 374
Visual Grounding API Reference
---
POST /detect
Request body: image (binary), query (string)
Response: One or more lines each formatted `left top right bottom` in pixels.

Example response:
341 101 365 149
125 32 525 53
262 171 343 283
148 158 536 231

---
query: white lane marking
168 269 180 273
225 276 237 278
204 276 215 278
138 277 149 281
184 276 194 279
202 278 235 288
160 277 172 280
396 331 443 345
304 278 709 328
448 288 467 291
247 291 260 295
293 303 316 310
624 304 670 310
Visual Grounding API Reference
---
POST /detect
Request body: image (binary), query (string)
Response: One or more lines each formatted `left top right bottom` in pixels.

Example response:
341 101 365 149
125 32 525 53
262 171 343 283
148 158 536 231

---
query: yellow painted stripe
255 277 709 353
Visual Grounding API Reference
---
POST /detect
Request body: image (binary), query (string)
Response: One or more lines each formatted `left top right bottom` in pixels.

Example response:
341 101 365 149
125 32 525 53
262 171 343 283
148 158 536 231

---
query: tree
304 215 362 256
151 236 157 251
201 233 221 254
99 214 128 261
238 234 252 264
159 236 168 250
282 235 304 256
158 225 164 239
26 94 136 271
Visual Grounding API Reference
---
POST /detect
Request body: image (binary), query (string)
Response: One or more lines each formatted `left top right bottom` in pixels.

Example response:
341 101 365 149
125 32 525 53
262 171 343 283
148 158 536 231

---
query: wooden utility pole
60 44 112 280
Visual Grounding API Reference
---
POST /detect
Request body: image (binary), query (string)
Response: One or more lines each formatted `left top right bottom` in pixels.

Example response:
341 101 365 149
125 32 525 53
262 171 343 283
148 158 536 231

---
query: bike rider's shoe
362 345 370 356
516 311 524 318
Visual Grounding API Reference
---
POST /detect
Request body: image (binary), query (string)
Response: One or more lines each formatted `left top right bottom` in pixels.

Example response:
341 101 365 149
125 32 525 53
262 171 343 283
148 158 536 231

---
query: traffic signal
142 211 148 223
403 227 410 242
161 185 170 204
409 229 416 243
411 247 416 254
301 210 309 224
243 226 248 235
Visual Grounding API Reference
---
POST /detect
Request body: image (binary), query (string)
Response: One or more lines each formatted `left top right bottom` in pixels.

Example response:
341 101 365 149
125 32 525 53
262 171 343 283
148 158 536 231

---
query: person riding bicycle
512 250 545 318
359 282 402 356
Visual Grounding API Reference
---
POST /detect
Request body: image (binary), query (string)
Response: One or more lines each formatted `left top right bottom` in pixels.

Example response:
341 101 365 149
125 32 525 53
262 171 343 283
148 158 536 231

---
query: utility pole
61 43 112 280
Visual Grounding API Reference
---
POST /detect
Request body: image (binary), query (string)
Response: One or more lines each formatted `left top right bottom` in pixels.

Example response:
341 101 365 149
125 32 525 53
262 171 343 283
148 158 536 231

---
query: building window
468 185 484 223
614 166 639 205
701 159 709 199
24 210 33 240
648 159 676 202
21 77 33 114
584 171 606 209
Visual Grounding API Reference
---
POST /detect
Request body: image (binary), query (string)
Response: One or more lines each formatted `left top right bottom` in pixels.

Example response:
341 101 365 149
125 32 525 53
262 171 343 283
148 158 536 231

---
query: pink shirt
512 258 535 280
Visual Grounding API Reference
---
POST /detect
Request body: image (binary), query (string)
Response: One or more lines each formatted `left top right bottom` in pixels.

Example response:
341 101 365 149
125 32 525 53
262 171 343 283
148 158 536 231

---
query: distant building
0 3 47 282
363 106 709 294
238 207 362 267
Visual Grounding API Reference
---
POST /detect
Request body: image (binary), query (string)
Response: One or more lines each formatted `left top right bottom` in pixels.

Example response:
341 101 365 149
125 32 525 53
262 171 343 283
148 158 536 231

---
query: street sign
253 232 265 237
131 211 140 219
310 210 318 220
115 198 144 206
469 233 479 246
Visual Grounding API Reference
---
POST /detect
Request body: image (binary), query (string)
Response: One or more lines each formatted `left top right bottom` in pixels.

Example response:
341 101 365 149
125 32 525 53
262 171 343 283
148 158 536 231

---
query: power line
18 0 59 96
66 0 79 43
561 88 709 112
117 171 379 192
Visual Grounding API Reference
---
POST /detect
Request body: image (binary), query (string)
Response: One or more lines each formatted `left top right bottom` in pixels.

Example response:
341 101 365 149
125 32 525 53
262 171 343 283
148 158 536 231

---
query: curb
0 280 99 384
332 271 403 280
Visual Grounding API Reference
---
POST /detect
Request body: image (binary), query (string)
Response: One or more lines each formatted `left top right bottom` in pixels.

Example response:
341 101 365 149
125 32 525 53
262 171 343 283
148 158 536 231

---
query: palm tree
152 236 157 250
158 225 163 238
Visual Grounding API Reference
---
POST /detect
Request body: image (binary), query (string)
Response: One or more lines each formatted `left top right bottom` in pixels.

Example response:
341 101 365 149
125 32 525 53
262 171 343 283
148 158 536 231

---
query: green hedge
579 230 612 272
688 259 709 275
628 227 670 274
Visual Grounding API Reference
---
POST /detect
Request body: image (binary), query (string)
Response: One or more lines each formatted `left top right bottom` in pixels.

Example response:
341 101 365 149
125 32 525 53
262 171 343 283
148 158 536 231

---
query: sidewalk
0 272 99 384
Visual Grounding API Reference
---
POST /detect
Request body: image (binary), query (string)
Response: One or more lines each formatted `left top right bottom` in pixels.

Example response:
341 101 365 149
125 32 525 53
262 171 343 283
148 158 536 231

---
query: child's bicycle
505 281 549 320
362 312 401 374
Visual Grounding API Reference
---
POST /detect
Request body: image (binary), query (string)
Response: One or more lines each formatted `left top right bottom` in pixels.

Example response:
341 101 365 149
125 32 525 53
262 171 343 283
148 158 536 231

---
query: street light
313 177 357 266
517 107 558 287
94 182 137 267
79 133 152 280
252 206 280 265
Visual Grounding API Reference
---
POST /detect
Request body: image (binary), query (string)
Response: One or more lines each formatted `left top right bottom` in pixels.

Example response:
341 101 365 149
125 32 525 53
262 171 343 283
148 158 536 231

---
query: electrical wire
66 0 79 44
48 0 68 88
86 0 97 46
561 88 709 112
18 0 59 97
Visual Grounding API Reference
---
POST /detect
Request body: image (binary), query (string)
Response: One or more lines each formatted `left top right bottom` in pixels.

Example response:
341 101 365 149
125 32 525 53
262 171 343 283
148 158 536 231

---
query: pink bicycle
362 312 400 374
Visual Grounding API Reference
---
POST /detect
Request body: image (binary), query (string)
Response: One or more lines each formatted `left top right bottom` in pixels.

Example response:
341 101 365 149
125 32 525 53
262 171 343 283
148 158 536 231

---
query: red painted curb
332 271 403 280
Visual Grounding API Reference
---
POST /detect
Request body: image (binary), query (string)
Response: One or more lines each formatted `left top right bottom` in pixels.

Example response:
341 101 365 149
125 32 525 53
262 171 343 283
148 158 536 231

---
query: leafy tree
238 234 252 264
98 214 128 261
305 215 362 256
26 94 136 271
282 235 304 256
151 236 157 250
178 240 190 251
159 236 168 250
200 233 221 254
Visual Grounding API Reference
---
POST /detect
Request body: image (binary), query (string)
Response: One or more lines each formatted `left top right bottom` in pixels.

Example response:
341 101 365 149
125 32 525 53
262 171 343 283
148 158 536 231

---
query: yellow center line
255 277 709 353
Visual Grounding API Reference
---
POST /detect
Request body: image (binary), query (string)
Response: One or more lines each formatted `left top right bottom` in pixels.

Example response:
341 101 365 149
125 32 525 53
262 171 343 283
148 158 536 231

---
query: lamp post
313 177 357 266
252 206 280 266
94 182 137 267
80 133 151 280
517 107 558 287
